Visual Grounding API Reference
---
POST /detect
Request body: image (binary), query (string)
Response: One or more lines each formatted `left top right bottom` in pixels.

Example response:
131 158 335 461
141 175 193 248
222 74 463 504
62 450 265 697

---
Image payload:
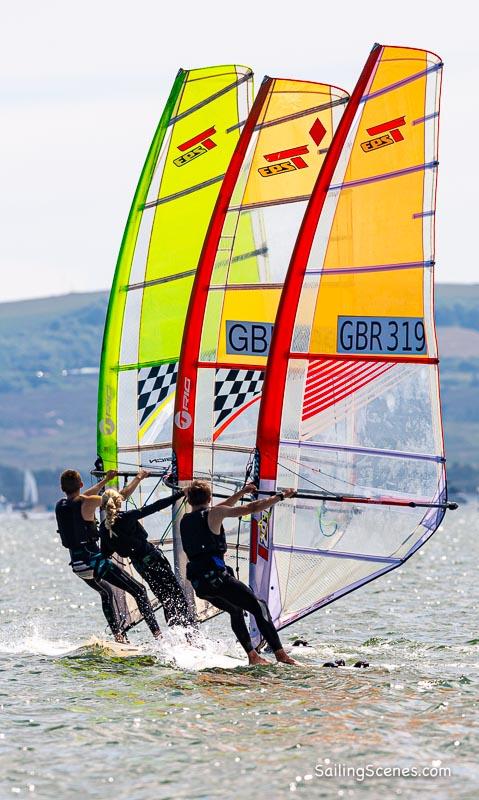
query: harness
55 498 102 580
70 551 103 581
56 498 99 550
180 510 228 588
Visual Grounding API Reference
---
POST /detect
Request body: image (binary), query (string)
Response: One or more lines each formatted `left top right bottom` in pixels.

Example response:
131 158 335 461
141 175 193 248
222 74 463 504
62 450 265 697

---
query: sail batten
142 173 227 208
305 260 434 276
329 159 438 191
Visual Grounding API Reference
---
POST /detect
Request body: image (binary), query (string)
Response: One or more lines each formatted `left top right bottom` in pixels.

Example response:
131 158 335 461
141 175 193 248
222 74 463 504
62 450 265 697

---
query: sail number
337 316 426 355
226 320 273 356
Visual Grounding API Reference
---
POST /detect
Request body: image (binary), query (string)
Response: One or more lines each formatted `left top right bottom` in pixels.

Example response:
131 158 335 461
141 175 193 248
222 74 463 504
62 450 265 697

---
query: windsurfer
55 469 162 642
99 469 196 629
180 480 299 666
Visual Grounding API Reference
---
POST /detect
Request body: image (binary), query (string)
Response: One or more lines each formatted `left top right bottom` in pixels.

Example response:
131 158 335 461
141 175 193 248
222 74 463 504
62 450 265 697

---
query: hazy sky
1 0 477 302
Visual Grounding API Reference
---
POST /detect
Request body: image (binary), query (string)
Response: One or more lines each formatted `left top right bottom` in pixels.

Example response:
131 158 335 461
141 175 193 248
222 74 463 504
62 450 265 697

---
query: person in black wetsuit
55 469 162 643
98 469 195 629
180 479 298 666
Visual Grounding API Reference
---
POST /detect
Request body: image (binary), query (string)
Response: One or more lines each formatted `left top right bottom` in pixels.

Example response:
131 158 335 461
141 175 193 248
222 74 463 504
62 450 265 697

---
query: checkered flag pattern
214 368 264 428
137 362 178 425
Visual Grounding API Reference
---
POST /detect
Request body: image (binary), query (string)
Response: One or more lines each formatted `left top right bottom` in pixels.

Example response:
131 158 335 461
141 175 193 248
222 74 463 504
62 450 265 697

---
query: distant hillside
0 292 108 505
437 326 479 359
0 291 108 393
435 283 479 330
0 285 478 505
434 287 479 484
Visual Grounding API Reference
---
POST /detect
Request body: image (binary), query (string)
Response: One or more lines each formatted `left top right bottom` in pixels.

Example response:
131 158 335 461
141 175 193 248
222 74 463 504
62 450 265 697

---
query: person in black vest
55 469 162 643
180 480 298 666
99 469 195 629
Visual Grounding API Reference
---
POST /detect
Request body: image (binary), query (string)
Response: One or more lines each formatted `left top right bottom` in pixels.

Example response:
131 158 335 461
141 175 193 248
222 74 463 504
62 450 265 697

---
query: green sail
97 66 253 481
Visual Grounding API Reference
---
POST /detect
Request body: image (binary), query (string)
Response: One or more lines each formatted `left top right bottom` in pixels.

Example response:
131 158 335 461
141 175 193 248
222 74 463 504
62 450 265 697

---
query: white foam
153 626 246 670
0 631 80 656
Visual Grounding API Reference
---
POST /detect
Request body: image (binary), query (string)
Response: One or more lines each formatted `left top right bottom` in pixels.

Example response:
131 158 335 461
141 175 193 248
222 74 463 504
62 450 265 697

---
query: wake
0 625 247 669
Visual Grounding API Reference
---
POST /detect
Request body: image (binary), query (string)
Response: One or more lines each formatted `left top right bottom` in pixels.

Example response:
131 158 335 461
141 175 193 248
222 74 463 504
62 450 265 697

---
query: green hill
0 292 109 506
0 291 108 393
0 286 477 506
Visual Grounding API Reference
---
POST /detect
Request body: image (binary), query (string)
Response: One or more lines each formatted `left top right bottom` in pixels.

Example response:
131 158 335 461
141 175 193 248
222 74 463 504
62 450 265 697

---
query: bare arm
214 482 257 508
120 469 150 500
83 470 118 496
80 494 103 520
208 489 295 534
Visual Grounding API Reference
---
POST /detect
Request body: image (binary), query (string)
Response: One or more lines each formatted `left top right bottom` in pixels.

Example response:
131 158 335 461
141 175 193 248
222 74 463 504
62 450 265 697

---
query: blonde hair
101 488 123 534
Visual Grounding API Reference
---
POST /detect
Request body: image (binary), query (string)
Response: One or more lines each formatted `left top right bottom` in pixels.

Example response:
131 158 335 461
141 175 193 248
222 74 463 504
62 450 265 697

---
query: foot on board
248 650 270 666
275 649 300 665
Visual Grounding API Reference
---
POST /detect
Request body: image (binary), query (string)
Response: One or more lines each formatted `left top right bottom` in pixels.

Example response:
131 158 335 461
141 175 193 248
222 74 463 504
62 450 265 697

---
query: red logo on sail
258 118 327 177
361 116 406 153
174 126 217 167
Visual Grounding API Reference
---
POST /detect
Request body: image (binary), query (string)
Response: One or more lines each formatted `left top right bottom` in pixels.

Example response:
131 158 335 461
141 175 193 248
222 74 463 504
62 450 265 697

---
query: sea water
0 509 477 799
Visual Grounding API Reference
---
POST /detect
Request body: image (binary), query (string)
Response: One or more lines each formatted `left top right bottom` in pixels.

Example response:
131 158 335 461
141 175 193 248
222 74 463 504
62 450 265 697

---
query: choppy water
0 509 478 799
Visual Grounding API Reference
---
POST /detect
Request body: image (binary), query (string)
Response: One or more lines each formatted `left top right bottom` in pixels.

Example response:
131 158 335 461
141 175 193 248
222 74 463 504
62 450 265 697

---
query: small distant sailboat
12 469 40 513
23 469 39 508
0 494 12 514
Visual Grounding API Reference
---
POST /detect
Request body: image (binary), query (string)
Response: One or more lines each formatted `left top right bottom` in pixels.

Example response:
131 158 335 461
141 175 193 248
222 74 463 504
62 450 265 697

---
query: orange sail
252 45 454 637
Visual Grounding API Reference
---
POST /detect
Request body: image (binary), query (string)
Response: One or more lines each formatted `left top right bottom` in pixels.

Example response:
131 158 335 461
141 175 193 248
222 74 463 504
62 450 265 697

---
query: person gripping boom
55 469 162 642
180 480 298 666
99 469 196 629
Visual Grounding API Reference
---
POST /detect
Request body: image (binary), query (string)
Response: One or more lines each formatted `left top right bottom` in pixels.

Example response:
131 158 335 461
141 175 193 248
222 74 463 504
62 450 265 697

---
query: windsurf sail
172 77 349 614
251 44 455 638
96 65 253 630
23 469 39 507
